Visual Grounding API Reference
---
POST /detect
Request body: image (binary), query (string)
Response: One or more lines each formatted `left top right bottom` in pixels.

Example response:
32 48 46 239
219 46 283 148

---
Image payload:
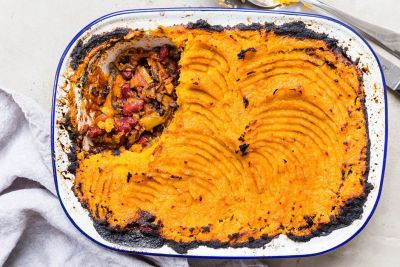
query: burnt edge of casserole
61 20 372 254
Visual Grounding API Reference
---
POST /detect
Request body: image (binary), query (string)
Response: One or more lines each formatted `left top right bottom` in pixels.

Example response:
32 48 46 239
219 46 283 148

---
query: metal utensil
245 0 400 60
242 0 400 92
379 54 400 93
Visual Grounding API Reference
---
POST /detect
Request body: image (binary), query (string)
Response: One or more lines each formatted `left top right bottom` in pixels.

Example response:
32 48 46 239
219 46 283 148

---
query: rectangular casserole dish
51 7 387 258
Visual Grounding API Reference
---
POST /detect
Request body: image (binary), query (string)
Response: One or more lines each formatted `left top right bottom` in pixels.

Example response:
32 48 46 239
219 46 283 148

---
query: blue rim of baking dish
51 7 388 259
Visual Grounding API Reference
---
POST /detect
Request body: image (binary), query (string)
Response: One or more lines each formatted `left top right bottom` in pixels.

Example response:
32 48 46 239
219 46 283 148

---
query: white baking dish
51 7 387 258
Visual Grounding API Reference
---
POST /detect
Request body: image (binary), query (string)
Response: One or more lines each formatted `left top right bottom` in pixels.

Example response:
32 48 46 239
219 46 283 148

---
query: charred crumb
67 156 78 174
201 225 211 233
75 182 83 195
243 96 249 108
170 175 182 180
228 233 241 240
297 215 315 231
239 144 250 156
70 28 130 70
136 210 156 225
238 134 245 142
237 47 257 59
127 172 132 183
112 149 120 156
246 71 256 75
264 23 275 32
273 88 279 95
325 61 337 69
80 70 89 88
95 203 100 218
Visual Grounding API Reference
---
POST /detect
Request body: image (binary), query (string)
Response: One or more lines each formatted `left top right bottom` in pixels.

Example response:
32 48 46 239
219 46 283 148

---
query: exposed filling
83 45 180 153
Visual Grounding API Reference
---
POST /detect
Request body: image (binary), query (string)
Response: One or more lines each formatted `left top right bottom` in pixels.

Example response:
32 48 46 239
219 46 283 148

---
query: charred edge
237 48 257 59
60 113 79 175
92 179 372 254
67 144 78 174
359 71 370 188
234 23 264 31
93 218 275 254
288 180 373 242
167 234 275 254
186 19 224 32
71 183 89 210
70 28 130 70
267 21 357 65
94 221 165 249
93 210 163 249
184 20 358 65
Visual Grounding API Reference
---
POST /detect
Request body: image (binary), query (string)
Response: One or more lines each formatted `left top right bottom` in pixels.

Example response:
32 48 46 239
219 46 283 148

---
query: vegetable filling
84 44 180 153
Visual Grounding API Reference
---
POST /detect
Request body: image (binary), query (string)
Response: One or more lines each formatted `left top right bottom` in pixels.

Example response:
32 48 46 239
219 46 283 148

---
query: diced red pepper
121 83 131 98
87 126 104 138
121 70 133 80
123 100 145 116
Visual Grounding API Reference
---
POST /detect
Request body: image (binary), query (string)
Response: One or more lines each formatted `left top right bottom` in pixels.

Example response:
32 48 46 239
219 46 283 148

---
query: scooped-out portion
80 44 180 154
64 21 370 254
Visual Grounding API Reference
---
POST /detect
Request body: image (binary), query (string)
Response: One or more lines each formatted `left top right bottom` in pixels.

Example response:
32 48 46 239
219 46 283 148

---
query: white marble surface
0 0 399 266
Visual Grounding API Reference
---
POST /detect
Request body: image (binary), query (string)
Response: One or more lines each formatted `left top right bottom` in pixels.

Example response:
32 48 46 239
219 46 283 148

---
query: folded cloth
0 88 189 267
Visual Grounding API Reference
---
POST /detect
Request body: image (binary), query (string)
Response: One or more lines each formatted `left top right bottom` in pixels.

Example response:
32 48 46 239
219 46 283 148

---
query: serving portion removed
53 9 386 257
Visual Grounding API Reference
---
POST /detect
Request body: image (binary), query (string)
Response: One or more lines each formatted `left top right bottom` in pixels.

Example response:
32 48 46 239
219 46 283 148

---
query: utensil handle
391 81 400 94
310 0 400 59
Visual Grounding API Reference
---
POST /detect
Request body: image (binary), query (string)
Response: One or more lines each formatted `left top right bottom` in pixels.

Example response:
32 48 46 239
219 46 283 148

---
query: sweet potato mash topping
67 21 369 252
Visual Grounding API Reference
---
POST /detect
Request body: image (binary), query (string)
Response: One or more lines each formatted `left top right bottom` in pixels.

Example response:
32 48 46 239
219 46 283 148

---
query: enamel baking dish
51 7 387 258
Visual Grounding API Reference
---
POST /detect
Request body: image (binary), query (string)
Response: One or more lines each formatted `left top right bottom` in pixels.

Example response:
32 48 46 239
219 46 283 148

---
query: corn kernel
104 118 115 133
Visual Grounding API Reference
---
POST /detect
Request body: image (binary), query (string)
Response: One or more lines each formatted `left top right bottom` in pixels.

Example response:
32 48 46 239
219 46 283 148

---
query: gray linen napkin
0 88 190 267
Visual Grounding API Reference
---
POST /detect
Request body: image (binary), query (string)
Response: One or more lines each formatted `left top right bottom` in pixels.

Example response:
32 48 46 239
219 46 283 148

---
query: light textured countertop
0 0 399 266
